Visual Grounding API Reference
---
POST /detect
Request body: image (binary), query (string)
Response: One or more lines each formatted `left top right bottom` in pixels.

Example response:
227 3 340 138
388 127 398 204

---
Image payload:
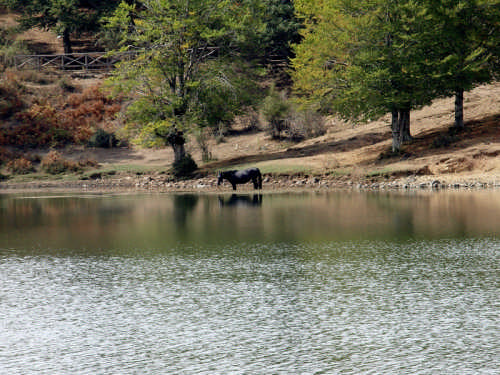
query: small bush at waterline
172 154 198 177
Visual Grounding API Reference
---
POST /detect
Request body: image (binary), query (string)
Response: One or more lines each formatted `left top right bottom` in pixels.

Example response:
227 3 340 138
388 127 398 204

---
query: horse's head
217 171 224 186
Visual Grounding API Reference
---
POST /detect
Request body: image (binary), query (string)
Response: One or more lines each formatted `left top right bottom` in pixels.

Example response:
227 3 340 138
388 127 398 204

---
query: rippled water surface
1 191 499 374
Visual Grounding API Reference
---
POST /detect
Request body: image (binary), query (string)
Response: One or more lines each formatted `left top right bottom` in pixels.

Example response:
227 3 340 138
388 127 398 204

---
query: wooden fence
13 51 138 71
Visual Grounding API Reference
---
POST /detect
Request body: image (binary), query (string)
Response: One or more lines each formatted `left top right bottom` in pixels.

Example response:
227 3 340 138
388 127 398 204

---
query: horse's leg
257 172 262 189
252 177 258 189
231 183 237 190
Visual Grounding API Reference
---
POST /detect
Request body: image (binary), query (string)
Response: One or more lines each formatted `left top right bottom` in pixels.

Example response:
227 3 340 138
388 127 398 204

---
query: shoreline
2 172 500 194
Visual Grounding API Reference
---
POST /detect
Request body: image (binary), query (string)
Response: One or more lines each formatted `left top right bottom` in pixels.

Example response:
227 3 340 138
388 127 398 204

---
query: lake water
0 191 499 374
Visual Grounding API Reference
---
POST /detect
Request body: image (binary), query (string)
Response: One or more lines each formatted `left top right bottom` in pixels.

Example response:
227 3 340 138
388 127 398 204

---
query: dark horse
217 168 262 190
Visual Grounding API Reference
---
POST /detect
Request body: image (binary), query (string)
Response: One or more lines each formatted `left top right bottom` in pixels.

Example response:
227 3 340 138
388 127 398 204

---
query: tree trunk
195 127 212 162
391 109 401 153
399 109 412 143
172 143 186 163
62 28 73 54
167 128 186 163
391 109 412 153
454 88 464 129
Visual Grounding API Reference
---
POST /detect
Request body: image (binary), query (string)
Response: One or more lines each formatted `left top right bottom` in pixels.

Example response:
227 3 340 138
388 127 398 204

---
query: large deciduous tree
292 0 500 152
105 0 261 163
293 0 436 152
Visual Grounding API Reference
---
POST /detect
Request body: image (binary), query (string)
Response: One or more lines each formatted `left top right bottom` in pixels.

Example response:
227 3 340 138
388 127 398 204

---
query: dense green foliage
260 85 291 139
88 128 119 148
104 0 265 150
246 0 302 64
172 152 197 177
292 0 500 151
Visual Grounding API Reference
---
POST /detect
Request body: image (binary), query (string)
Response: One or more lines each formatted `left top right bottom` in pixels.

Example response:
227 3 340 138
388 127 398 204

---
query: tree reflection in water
173 194 199 231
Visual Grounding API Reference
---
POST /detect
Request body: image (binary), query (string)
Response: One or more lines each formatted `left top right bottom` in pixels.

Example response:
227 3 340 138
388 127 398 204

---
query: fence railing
13 51 139 71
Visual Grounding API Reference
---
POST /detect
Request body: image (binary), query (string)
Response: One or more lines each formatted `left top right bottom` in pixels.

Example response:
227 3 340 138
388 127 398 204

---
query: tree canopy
105 0 262 155
292 0 500 152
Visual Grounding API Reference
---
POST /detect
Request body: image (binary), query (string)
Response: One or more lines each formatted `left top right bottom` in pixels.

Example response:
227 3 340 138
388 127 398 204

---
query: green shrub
172 154 198 177
260 86 290 139
260 86 326 141
88 128 118 148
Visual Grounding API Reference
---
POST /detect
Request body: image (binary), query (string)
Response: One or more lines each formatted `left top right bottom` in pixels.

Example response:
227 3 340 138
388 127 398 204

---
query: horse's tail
257 168 262 189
